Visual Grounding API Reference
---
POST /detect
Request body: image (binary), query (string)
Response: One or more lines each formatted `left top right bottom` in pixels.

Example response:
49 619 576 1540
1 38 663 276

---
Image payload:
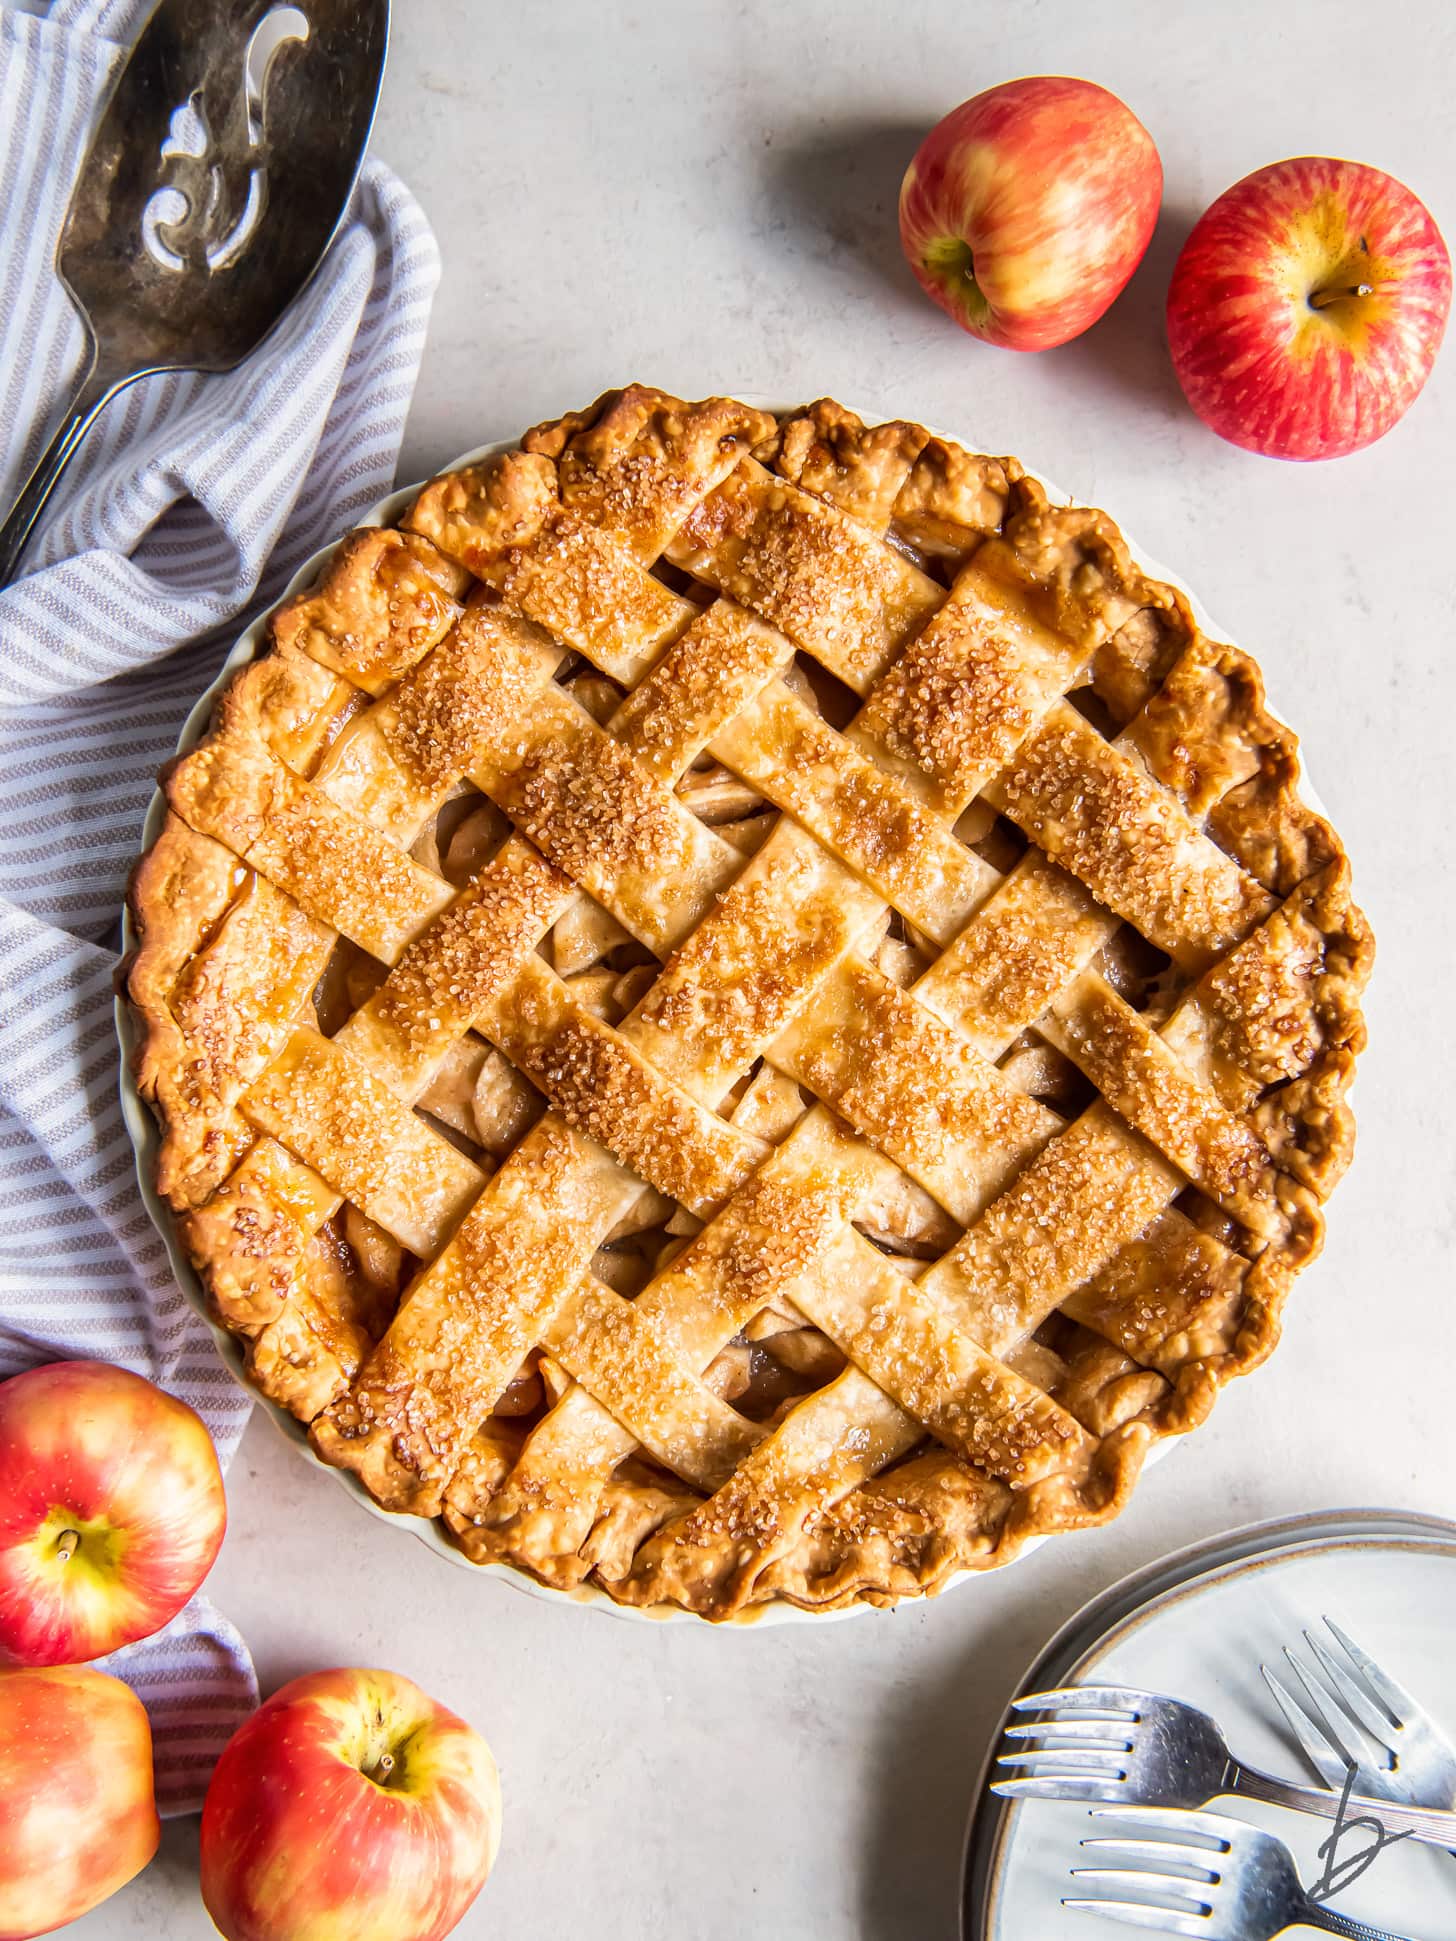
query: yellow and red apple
1167 156 1450 458
899 75 1162 350
200 1667 502 1941
0 1361 226 1667
0 1664 160 1939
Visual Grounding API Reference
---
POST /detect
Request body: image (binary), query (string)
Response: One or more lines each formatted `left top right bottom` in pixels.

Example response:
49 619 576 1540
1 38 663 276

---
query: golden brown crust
526 383 775 560
977 476 1150 651
404 449 559 577
271 528 471 698
761 398 1016 559
125 386 1372 1620
125 816 334 1209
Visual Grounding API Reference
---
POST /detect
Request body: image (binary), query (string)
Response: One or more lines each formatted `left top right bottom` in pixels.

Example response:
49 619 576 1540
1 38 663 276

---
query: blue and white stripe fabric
0 0 438 1813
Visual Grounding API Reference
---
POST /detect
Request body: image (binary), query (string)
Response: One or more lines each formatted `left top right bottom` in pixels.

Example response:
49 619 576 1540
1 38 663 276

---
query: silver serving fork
992 1686 1456 1850
1067 1806 1419 1940
0 0 388 584
1262 1617 1456 1810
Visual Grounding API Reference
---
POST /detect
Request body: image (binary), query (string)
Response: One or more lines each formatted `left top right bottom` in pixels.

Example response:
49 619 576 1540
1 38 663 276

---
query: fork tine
991 1775 1126 1802
1002 1718 1134 1746
1011 1685 1143 1717
994 1748 1127 1774
1324 1617 1418 1729
1305 1629 1398 1748
1260 1663 1350 1789
1081 1837 1220 1873
1283 1646 1365 1769
1070 1868 1212 1899
1062 1898 1208 1934
1089 1806 1239 1842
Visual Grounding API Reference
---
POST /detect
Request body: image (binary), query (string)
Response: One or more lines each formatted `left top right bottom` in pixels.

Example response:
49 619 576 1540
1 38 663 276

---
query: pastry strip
533 384 775 561
607 597 796 783
710 680 995 944
167 737 453 963
666 458 942 694
542 1278 765 1492
479 508 697 685
481 954 770 1218
1061 1209 1249 1374
624 820 885 1104
450 605 741 953
785 1223 1094 1482
768 955 1057 1225
848 559 1092 816
1041 971 1278 1232
240 1027 483 1257
986 701 1275 966
311 1118 642 1514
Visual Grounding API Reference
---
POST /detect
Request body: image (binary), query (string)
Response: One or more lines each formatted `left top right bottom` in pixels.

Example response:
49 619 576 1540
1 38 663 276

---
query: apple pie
125 386 1371 1619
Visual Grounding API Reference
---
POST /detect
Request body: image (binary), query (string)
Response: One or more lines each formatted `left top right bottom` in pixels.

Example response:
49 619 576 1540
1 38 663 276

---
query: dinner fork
1066 1806 1418 1940
992 1686 1456 1850
1261 1618 1456 1810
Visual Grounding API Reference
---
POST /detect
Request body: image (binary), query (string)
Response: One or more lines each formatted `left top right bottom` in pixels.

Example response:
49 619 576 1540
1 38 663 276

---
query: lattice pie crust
125 387 1372 1619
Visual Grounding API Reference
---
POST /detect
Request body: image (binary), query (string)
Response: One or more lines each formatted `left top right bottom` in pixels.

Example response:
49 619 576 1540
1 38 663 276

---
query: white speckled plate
114 397 1340 1627
964 1509 1456 1940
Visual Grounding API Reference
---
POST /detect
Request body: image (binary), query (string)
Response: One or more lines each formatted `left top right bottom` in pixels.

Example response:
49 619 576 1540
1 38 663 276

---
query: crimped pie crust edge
120 389 1373 1621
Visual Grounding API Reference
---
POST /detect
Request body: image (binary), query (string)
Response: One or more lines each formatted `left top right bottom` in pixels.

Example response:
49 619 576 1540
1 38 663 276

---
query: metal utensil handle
1230 1759 1456 1849
0 363 123 587
1305 1903 1420 1941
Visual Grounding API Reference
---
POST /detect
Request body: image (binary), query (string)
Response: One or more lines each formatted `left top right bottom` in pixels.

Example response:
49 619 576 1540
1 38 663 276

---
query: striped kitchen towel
0 0 439 1813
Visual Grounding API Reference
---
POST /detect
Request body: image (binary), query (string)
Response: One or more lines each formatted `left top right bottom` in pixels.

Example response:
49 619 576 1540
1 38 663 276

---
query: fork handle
0 360 126 588
1302 1905 1419 1941
1229 1757 1456 1850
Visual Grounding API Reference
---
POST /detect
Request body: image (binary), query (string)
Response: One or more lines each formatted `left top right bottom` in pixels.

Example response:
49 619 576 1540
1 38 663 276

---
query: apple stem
1309 282 1376 310
365 1751 395 1785
55 1529 80 1564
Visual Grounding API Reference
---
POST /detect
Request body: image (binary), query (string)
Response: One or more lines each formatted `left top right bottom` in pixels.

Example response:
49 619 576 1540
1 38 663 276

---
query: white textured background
82 0 1455 1934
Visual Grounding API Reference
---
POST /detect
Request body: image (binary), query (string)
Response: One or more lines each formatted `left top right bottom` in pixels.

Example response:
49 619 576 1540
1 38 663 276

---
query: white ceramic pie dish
114 396 1338 1628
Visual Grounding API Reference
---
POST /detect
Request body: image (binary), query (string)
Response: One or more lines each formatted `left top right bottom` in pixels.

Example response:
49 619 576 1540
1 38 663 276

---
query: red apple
899 75 1163 350
0 1361 226 1666
200 1667 502 1941
0 1664 159 1939
1167 156 1451 458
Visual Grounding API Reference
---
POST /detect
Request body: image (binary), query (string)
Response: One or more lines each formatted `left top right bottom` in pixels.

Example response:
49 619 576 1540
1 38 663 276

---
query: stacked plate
962 1509 1456 1940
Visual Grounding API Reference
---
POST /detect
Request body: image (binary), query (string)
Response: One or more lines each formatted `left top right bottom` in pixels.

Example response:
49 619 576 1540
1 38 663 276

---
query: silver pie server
0 0 389 587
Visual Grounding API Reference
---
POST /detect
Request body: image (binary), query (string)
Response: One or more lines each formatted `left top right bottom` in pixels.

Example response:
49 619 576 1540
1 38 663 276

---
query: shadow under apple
760 116 935 318
765 113 1201 421
1038 201 1204 418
